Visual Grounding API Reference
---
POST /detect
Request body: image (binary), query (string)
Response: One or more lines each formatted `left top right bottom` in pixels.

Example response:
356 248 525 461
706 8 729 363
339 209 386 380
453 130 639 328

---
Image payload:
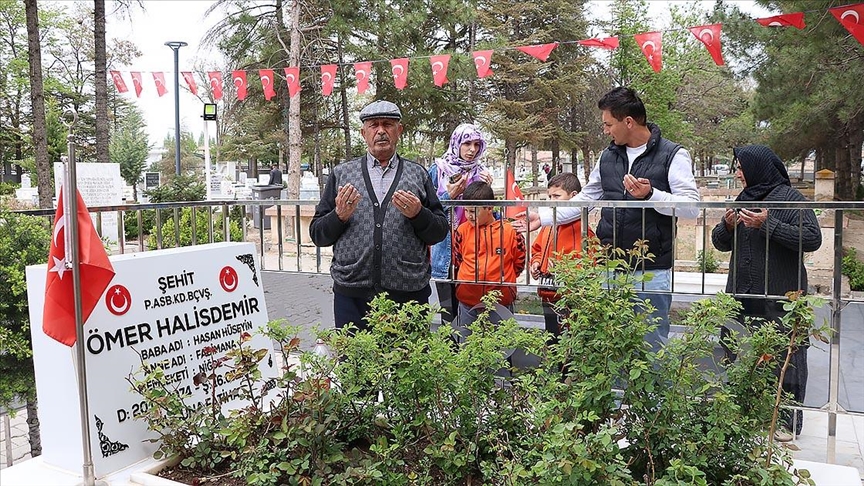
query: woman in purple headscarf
428 123 493 322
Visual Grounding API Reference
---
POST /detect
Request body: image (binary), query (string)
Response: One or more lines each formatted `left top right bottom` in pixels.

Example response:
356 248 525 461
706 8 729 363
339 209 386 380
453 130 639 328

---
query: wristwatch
644 187 654 200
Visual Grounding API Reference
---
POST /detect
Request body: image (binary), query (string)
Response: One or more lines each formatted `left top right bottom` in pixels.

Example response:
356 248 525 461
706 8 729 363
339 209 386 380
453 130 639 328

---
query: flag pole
62 110 106 486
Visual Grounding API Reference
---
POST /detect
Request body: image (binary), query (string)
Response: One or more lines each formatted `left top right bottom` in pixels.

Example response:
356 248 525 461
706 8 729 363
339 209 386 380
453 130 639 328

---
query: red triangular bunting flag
472 50 494 78
152 72 168 97
756 12 806 30
232 70 247 100
43 187 115 346
504 170 526 219
354 62 372 95
130 71 143 97
578 37 619 50
207 71 223 100
689 24 724 66
321 64 337 96
633 32 663 73
516 42 559 61
181 72 198 95
390 58 409 90
259 69 276 100
429 54 450 87
830 3 864 47
284 67 300 98
109 70 128 93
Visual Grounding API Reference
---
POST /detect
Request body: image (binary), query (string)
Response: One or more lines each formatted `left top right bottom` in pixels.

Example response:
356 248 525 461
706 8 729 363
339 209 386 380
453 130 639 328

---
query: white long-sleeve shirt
538 144 701 226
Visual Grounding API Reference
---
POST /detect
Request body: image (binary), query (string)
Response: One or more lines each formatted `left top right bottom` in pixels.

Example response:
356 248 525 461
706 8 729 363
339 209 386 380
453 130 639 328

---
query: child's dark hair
597 86 646 125
462 181 494 201
547 173 581 193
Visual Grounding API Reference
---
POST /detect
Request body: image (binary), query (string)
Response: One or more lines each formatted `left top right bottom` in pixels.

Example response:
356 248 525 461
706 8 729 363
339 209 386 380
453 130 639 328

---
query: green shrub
146 207 242 249
697 249 720 273
129 242 823 485
122 207 156 241
842 247 864 291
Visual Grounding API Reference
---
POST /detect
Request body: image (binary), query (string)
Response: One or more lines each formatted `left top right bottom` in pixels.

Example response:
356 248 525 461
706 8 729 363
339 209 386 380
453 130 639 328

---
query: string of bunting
109 3 864 101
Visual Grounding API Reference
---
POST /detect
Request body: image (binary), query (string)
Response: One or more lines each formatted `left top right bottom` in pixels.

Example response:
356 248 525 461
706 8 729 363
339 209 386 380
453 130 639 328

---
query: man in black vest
310 100 448 331
519 87 700 348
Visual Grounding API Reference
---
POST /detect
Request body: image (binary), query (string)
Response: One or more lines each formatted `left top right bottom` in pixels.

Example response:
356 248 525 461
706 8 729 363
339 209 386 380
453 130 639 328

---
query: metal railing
13 197 864 463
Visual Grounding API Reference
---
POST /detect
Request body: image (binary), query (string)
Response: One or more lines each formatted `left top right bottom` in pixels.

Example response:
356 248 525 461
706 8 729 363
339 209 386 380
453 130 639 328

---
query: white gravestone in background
54 163 123 243
26 242 275 478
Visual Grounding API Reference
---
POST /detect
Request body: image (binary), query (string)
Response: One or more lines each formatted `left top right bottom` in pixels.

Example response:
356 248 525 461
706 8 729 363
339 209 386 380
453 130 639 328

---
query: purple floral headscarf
435 124 488 225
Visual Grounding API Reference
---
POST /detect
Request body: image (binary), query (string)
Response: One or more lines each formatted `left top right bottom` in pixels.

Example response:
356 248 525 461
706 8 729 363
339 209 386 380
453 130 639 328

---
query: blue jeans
632 268 671 351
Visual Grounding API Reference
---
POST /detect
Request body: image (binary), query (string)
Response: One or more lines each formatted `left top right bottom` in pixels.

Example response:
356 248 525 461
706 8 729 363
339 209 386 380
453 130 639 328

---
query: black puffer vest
595 124 681 270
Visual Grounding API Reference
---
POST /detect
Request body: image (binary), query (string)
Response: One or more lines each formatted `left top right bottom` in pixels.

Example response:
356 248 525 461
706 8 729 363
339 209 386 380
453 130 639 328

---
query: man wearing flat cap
311 100 449 330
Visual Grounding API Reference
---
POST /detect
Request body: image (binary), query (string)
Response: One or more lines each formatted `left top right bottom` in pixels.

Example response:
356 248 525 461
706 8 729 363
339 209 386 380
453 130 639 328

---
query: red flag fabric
232 70 248 100
109 70 128 93
207 71 223 100
390 58 409 90
830 3 864 47
320 64 337 96
578 37 620 50
756 12 806 29
43 188 115 346
181 71 198 95
259 69 276 100
504 170 526 219
152 72 168 97
429 54 450 87
354 62 372 95
284 67 301 98
689 24 725 66
633 32 663 73
130 71 143 97
516 42 559 61
472 50 494 78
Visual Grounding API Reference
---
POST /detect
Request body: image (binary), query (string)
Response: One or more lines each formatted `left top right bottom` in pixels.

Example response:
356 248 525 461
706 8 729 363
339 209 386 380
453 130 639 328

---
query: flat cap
359 100 402 122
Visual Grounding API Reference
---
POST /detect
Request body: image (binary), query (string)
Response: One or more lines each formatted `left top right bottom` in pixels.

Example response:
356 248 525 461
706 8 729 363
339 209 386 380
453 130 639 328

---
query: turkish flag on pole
504 170 526 219
634 32 663 73
207 71 223 100
43 188 115 346
259 69 276 100
689 24 724 66
130 71 143 97
109 70 128 93
390 58 409 90
321 64 337 96
429 54 450 87
152 72 168 97
472 50 494 78
756 12 806 29
181 71 198 95
830 4 864 47
354 62 372 95
232 70 248 100
284 67 301 98
516 42 559 61
578 37 619 50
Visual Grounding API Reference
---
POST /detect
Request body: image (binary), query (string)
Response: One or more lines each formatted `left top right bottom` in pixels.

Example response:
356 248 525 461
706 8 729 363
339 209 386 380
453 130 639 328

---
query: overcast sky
102 1 773 147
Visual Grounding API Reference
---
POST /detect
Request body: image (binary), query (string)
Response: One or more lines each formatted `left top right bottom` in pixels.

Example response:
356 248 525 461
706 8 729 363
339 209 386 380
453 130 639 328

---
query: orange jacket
531 220 594 301
453 220 526 307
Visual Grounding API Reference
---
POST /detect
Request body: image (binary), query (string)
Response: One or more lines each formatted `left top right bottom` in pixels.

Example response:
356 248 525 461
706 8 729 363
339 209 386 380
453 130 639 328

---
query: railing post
827 208 844 463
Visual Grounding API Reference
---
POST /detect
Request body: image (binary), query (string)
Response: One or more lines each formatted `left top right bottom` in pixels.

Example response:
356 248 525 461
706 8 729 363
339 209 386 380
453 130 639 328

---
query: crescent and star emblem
233 76 244 87
261 75 271 86
699 28 714 43
220 266 239 292
642 40 656 54
768 21 783 27
841 9 861 24
105 285 132 316
432 61 444 74
392 65 404 78
322 72 332 83
475 56 487 67
287 74 296 85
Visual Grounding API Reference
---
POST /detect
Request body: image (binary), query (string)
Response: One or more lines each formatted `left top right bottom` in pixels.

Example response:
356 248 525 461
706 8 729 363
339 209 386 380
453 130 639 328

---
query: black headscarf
734 145 791 202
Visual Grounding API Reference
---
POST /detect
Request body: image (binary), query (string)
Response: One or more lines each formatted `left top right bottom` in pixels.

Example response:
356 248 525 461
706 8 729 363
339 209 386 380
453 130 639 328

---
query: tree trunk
337 37 351 163
581 146 591 183
285 0 302 199
530 147 538 188
26 398 41 457
24 0 52 209
93 0 109 164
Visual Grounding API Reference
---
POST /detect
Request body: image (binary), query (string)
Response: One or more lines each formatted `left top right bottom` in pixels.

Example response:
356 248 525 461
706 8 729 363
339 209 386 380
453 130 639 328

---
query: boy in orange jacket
529 173 594 341
453 181 526 322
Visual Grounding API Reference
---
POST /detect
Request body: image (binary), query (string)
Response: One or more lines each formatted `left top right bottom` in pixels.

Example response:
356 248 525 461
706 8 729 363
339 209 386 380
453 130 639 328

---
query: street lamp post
164 41 188 177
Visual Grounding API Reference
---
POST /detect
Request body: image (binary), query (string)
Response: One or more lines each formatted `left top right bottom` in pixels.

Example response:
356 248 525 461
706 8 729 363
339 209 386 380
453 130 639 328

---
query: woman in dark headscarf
711 145 822 440
428 124 493 322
